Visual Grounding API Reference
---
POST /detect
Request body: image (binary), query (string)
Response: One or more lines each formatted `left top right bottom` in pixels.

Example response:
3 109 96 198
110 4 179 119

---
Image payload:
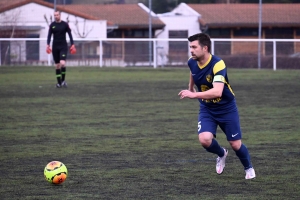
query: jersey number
198 121 201 132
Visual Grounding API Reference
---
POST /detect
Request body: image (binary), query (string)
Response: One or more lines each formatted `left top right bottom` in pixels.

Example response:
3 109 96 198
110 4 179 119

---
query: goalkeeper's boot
245 168 256 179
216 148 228 174
56 83 61 88
61 81 68 88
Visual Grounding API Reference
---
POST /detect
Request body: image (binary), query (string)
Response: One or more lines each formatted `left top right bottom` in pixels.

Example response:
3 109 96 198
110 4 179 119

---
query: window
265 28 293 39
234 28 258 37
124 29 149 38
134 30 143 38
207 28 230 38
107 30 122 38
207 28 231 55
169 30 187 38
265 28 293 55
26 34 39 60
296 28 300 36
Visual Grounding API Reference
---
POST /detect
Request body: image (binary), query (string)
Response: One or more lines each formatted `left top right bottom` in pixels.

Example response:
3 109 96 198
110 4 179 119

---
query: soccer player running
46 11 75 88
178 33 256 179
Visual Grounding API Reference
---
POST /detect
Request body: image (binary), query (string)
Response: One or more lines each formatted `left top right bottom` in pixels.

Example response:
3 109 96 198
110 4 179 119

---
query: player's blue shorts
197 105 242 141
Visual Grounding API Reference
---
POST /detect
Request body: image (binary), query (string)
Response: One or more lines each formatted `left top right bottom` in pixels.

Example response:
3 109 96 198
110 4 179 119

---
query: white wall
154 3 201 66
0 2 107 61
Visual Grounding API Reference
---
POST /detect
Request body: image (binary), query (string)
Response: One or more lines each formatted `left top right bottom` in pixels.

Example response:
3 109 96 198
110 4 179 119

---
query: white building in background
0 1 107 64
139 3 203 66
1 1 204 67
155 3 202 38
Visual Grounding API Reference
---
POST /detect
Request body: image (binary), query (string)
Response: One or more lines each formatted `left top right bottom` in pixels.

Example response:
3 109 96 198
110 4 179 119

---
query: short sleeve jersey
188 54 236 113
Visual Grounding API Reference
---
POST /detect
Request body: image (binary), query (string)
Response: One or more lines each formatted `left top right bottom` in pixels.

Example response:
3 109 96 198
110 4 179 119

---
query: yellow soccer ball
44 161 68 184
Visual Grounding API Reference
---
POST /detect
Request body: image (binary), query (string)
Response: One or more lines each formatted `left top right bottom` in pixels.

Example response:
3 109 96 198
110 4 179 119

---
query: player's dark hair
188 33 211 53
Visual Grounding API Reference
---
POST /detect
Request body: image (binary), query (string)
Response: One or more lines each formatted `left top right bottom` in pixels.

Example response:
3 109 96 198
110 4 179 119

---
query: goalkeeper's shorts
52 44 68 64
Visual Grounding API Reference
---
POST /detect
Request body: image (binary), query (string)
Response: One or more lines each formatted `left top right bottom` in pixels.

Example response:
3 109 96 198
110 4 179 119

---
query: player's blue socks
235 144 252 170
205 139 224 157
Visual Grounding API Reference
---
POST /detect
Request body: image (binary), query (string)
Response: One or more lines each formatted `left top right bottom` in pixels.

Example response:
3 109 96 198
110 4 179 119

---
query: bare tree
73 17 93 38
44 14 53 26
73 17 94 60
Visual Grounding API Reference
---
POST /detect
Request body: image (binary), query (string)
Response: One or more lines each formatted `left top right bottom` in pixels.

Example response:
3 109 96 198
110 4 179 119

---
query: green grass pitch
0 66 300 199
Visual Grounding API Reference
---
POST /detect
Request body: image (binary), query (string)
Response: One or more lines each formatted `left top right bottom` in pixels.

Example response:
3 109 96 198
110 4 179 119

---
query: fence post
99 40 103 67
47 54 51 66
0 42 1 66
153 39 157 69
211 39 215 55
273 41 276 71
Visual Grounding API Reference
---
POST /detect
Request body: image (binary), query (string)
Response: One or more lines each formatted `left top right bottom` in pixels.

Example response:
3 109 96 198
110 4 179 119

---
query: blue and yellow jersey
188 54 236 113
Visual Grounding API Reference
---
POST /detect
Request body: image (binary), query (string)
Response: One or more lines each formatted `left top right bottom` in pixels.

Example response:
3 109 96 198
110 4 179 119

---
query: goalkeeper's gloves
70 45 76 54
46 45 52 54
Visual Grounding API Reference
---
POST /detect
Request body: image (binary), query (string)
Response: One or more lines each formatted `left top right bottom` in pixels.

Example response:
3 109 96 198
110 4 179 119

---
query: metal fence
1 38 300 70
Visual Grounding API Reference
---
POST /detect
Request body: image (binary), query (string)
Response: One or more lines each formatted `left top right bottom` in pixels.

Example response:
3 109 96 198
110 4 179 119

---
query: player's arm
46 25 52 46
66 23 74 45
66 23 76 54
179 82 224 99
179 60 226 99
46 25 52 53
188 73 196 92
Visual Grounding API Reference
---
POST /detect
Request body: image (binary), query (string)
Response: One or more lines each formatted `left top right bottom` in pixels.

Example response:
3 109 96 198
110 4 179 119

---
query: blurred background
0 0 299 69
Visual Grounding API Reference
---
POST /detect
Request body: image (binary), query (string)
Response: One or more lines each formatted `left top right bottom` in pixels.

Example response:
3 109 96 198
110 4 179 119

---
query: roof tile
0 0 100 21
0 0 164 28
188 3 300 27
63 4 165 28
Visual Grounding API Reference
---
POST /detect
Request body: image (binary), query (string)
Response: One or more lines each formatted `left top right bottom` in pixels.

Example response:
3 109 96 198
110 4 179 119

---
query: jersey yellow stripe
227 83 235 96
198 54 212 69
213 60 226 75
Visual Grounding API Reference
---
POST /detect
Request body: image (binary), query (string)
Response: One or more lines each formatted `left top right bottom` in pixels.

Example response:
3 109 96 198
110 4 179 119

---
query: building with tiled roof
189 3 300 28
62 3 165 37
0 0 109 65
0 0 166 65
70 0 140 4
59 3 165 64
0 0 165 38
0 0 100 21
188 3 300 56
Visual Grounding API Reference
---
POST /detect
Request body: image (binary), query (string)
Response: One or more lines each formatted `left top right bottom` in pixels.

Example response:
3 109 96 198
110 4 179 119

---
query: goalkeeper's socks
235 144 253 170
56 69 62 85
61 67 66 82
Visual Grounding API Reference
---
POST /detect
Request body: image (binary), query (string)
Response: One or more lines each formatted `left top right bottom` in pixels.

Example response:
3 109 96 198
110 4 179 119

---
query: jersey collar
197 54 212 69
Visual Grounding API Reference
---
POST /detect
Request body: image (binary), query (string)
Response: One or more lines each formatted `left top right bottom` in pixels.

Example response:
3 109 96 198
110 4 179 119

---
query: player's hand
70 45 76 54
178 90 196 99
46 45 52 54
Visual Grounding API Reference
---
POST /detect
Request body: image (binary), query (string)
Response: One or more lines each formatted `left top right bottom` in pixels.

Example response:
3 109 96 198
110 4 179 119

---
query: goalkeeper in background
46 10 76 88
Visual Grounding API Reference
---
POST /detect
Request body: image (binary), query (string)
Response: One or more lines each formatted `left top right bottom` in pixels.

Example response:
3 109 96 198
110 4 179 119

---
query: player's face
189 40 207 61
54 12 61 22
